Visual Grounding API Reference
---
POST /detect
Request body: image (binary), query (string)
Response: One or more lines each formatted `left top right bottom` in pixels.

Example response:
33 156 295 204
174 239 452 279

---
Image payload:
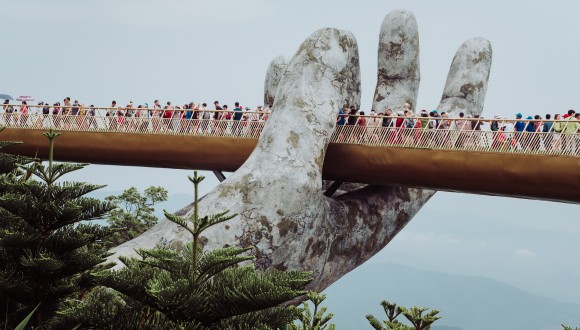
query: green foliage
59 171 312 329
14 304 39 330
103 185 168 248
402 306 440 330
289 291 336 330
563 325 580 330
366 300 440 330
0 130 114 328
0 127 33 176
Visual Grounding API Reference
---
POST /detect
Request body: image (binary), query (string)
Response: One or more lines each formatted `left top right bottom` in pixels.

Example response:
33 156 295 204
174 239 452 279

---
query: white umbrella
16 95 34 102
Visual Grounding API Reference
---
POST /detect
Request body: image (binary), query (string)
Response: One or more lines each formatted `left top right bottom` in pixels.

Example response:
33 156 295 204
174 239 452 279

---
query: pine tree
367 300 440 330
58 171 312 329
289 291 336 330
0 130 114 328
0 141 26 175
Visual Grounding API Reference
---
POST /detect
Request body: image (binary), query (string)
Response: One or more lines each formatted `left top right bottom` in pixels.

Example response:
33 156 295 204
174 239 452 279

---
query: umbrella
16 96 34 102
0 94 13 100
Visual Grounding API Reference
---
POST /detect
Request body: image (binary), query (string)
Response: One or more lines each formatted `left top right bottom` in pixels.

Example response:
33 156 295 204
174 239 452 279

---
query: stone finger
263 55 289 108
437 37 492 116
373 9 420 114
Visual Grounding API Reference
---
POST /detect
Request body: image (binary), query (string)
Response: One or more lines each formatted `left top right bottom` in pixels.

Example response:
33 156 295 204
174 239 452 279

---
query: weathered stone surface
263 55 288 108
111 27 364 288
110 10 492 293
373 10 420 114
438 38 492 116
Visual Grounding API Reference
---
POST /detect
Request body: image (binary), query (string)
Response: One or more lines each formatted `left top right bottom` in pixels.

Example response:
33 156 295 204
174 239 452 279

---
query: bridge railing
330 123 580 156
1 105 579 156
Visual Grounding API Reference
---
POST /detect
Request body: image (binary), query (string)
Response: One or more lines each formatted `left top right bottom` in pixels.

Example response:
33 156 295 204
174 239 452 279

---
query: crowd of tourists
2 98 272 120
337 103 580 151
1 98 273 133
2 97 579 152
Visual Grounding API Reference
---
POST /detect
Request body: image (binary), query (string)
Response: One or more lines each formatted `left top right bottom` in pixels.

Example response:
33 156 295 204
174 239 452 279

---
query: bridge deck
2 122 578 204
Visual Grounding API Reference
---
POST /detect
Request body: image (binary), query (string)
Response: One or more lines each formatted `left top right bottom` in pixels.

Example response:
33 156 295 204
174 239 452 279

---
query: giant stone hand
111 9 492 291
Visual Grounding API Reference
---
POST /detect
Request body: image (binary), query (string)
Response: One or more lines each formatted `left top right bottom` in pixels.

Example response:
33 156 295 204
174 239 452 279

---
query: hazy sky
2 0 580 304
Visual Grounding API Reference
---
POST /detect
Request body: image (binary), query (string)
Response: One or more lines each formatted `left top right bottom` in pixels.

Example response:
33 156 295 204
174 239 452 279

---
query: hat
397 111 404 116
432 110 438 114
526 116 533 120
563 114 569 118
516 113 522 118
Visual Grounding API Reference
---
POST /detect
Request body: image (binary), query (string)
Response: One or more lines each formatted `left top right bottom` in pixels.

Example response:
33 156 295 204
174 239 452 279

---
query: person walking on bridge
19 101 29 127
3 99 14 126
454 112 468 147
151 100 162 132
513 113 526 150
162 101 174 132
233 102 243 136
543 114 553 151
200 103 212 133
213 101 223 120
562 109 579 153
107 100 118 130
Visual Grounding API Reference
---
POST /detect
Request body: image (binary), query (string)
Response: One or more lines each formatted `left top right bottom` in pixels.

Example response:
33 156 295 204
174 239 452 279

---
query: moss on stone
287 130 300 149
277 219 298 237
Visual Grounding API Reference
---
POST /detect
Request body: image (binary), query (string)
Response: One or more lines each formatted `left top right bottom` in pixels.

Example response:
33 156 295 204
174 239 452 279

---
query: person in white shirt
264 104 272 114
200 103 213 133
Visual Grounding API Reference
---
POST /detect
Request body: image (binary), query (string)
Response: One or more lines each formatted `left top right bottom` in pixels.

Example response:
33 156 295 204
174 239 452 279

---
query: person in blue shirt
337 108 347 125
233 102 243 121
514 113 526 132
513 113 527 150
525 115 538 150
525 116 536 133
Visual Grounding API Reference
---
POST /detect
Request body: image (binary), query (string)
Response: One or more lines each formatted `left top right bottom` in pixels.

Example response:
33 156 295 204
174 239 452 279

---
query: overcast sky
2 0 580 303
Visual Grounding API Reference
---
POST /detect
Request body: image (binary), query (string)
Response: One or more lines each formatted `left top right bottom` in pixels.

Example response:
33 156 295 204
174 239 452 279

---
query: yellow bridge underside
3 129 579 204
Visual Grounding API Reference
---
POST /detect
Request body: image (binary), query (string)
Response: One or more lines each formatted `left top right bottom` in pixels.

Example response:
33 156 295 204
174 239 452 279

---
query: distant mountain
374 192 580 305
323 263 580 330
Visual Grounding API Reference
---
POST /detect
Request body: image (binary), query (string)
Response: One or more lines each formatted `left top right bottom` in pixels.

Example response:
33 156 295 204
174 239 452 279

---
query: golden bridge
1 105 578 204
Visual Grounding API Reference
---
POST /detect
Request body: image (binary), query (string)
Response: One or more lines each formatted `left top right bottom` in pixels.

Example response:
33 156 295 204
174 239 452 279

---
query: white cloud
514 248 536 258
